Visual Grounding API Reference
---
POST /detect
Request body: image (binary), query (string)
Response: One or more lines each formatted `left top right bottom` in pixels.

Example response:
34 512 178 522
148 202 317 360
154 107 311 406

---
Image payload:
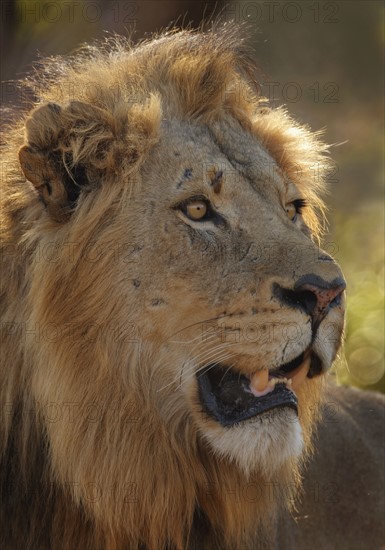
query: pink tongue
250 369 274 397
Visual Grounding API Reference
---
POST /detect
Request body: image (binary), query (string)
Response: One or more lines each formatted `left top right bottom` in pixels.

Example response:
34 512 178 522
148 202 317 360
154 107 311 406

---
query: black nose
274 274 346 327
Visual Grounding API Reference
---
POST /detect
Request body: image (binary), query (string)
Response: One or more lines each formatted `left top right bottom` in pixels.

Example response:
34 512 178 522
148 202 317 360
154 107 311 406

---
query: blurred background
1 0 384 392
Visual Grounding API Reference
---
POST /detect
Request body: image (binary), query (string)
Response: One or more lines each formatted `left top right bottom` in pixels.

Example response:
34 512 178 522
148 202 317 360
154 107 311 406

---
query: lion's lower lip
197 362 299 428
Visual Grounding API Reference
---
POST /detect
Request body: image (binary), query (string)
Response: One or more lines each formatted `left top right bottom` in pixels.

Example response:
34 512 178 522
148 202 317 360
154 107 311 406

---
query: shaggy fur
1 25 383 550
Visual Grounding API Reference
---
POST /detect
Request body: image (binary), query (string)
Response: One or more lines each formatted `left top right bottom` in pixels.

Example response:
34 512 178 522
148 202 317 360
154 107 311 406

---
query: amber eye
285 198 307 222
285 202 297 221
186 201 208 220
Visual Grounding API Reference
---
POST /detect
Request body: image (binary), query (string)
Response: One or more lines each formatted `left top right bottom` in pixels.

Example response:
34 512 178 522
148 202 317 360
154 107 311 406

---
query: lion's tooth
250 368 269 393
250 369 276 397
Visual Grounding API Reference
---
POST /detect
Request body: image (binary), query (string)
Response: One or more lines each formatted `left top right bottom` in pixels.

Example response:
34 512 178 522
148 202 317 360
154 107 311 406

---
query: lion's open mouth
197 351 320 427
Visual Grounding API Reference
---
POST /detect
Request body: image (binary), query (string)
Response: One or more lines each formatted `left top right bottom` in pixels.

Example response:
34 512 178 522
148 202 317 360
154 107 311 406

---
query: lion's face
125 117 345 476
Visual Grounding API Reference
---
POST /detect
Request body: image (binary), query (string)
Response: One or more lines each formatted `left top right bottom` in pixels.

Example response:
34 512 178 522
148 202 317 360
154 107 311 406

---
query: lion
0 25 384 550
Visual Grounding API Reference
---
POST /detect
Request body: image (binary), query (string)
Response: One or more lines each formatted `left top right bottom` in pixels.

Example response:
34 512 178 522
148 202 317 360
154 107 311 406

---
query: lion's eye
285 199 307 222
285 203 297 221
174 195 225 227
186 201 208 220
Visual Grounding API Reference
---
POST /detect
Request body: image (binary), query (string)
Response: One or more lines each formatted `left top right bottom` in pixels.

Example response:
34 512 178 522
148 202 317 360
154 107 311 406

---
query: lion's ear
19 101 121 222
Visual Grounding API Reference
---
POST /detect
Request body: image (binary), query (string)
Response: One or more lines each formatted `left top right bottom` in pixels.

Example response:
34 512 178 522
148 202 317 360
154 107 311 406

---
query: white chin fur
201 408 304 478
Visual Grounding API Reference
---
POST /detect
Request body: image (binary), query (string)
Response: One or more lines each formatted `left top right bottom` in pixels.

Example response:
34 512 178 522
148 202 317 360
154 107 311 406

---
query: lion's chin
200 408 304 478
193 351 321 477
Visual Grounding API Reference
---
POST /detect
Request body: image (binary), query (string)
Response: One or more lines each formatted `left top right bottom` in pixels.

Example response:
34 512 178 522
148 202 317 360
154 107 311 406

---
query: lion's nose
274 274 346 327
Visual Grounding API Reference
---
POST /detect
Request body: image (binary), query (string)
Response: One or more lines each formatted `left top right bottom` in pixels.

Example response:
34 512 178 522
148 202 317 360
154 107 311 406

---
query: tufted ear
19 101 124 222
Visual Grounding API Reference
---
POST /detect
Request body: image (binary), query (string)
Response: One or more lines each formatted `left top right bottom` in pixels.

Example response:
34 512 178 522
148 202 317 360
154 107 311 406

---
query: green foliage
330 203 384 393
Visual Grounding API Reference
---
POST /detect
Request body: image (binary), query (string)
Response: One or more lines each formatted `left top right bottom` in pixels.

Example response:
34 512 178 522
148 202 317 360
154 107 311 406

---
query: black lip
197 364 298 427
307 352 322 378
270 352 305 377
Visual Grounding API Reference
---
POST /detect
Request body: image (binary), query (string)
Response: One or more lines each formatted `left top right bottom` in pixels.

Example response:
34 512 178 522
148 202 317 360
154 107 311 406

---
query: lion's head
1 27 345 549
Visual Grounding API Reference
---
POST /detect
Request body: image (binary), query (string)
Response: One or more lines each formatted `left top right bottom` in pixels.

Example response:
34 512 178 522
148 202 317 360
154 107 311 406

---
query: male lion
1 26 384 550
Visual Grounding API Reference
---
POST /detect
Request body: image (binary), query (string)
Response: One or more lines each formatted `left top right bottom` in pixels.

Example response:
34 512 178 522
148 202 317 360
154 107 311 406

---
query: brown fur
1 26 383 550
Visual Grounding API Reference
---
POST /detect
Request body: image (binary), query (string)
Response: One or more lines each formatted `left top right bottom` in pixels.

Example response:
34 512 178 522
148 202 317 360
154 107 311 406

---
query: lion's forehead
144 118 284 201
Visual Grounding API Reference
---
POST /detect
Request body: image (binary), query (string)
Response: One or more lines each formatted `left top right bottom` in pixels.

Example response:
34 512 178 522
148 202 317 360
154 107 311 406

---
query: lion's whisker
179 353 236 391
169 332 217 345
164 312 237 342
175 342 239 382
178 351 237 390
156 345 237 393
175 341 232 390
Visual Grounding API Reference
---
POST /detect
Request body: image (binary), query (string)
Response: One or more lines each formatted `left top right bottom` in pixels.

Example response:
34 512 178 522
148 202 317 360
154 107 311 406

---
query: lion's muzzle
274 274 346 330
